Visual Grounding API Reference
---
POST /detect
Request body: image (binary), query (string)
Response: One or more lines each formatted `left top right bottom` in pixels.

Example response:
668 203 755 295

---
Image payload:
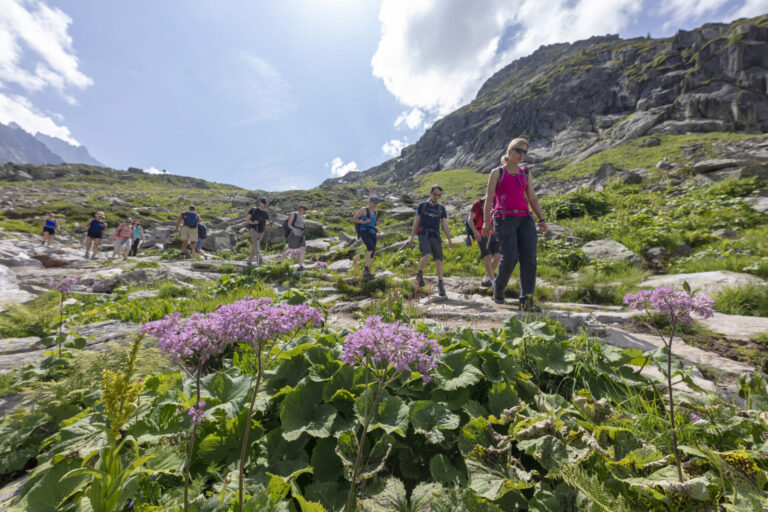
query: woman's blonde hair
501 137 530 166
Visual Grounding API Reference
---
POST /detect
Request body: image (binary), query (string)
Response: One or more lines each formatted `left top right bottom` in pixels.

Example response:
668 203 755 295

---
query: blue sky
1 0 765 191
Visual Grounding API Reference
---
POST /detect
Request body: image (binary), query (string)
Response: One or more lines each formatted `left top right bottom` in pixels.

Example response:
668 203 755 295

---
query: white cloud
394 108 425 130
144 166 168 175
381 138 407 158
728 0 768 19
0 0 92 92
328 157 359 177
223 52 297 121
659 0 732 28
371 0 642 116
0 92 77 143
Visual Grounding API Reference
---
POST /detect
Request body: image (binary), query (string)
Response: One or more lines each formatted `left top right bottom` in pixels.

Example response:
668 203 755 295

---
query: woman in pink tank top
482 138 548 311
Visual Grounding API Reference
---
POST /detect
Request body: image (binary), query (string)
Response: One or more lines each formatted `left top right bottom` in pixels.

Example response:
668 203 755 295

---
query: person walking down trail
194 221 209 260
112 218 134 260
130 220 144 257
42 213 59 245
482 137 548 311
353 196 381 279
408 185 453 297
468 197 501 288
246 197 271 267
282 202 308 271
85 212 107 259
176 206 200 260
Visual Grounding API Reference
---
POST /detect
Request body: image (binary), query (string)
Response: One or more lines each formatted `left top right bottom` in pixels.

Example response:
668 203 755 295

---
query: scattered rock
30 254 70 268
328 259 353 272
641 136 661 147
693 159 749 174
639 270 766 298
645 246 667 263
711 228 739 239
581 240 642 265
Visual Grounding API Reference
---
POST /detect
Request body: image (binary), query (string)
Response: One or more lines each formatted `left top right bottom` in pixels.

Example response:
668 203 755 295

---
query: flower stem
184 362 203 512
665 322 684 483
238 355 264 512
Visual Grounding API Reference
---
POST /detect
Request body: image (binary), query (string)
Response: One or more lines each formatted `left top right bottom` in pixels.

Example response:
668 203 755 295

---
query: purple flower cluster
141 297 323 363
283 248 302 258
48 277 78 294
341 316 441 382
314 261 328 269
188 400 206 423
623 287 715 325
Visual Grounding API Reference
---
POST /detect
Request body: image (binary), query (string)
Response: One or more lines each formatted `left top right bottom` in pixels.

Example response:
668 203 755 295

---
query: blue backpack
183 211 198 228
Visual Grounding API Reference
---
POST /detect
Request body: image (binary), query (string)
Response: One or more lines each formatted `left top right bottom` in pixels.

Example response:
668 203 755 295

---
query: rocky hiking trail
1 235 767 415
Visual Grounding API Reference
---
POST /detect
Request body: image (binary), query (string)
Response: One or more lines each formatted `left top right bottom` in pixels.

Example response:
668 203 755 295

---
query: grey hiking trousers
493 215 538 298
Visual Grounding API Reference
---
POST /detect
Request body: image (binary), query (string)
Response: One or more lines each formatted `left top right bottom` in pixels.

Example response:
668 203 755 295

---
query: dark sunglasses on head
512 147 528 155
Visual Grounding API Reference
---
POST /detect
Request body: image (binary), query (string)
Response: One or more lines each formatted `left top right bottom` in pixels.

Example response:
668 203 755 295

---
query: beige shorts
180 225 198 242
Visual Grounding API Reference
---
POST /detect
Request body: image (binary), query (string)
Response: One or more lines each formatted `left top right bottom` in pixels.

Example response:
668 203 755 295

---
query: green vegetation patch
413 168 489 201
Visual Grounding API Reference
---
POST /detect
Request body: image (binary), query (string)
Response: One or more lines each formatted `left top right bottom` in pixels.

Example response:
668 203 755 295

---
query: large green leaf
488 381 520 417
200 370 252 419
280 379 337 441
355 389 409 436
335 430 393 482
7 459 87 512
304 481 348 512
517 435 569 470
526 341 574 375
358 477 407 511
265 354 310 395
466 458 534 501
196 411 262 470
311 438 343 483
266 427 310 478
409 401 460 444
0 410 47 476
435 349 484 391
429 454 466 486
458 416 492 456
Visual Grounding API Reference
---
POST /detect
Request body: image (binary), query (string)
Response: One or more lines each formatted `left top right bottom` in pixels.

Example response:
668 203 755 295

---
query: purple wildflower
282 248 302 258
690 412 701 422
341 316 441 382
188 401 206 424
315 261 328 269
623 287 714 325
48 277 78 295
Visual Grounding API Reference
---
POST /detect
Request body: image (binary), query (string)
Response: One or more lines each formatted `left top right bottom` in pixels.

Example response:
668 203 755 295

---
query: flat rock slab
0 475 28 511
582 240 642 265
604 327 753 377
639 270 765 298
0 337 44 356
699 312 768 341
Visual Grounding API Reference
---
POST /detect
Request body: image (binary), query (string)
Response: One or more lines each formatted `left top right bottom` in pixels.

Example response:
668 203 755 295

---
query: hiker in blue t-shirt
353 196 381 279
130 220 144 257
408 185 453 297
42 212 59 245
85 211 107 259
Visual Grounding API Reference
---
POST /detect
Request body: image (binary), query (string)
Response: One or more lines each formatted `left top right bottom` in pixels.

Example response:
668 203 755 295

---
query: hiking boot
363 267 373 279
480 276 492 288
84 251 89 258
437 281 446 297
519 296 542 313
492 286 505 305
416 271 425 287
297 265 305 272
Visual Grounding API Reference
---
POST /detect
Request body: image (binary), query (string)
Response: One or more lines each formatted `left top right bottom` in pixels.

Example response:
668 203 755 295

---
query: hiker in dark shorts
482 137 548 311
42 212 59 245
283 202 308 271
176 206 200 260
194 221 209 260
353 196 381 278
246 197 270 266
130 220 144 256
85 211 107 259
408 185 453 297
468 197 501 287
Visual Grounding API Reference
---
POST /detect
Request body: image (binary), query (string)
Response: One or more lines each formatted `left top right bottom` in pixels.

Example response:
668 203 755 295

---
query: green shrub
0 292 59 338
539 239 588 271
157 282 194 299
130 261 160 270
542 190 612 220
714 284 768 317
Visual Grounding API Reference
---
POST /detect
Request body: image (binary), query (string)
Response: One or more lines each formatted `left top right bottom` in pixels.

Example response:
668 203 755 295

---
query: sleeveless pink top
492 166 530 218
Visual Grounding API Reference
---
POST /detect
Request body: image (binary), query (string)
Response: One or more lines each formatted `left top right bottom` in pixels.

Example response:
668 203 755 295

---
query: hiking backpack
282 214 294 238
183 211 198 228
354 208 372 238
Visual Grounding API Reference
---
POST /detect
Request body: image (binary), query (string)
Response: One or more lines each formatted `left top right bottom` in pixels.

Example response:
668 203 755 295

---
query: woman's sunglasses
512 147 528 155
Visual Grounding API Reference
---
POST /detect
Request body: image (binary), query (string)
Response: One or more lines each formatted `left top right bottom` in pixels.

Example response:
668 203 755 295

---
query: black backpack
282 213 296 238
197 223 207 239
183 211 198 228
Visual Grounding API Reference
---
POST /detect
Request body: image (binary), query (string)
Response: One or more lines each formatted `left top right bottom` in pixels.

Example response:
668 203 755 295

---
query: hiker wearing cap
112 217 134 260
482 137 548 311
246 197 271 266
468 197 501 288
353 196 381 279
85 212 107 259
41 212 59 245
176 206 200 260
408 185 453 297
130 220 144 257
283 202 308 271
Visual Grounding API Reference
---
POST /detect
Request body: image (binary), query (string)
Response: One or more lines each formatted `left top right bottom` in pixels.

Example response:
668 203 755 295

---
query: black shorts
360 231 377 252
479 235 501 258
43 227 55 235
418 234 443 260
87 231 103 239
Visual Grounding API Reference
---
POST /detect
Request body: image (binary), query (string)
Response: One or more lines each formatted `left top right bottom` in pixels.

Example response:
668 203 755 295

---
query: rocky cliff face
0 123 63 165
33 133 103 167
324 15 768 187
